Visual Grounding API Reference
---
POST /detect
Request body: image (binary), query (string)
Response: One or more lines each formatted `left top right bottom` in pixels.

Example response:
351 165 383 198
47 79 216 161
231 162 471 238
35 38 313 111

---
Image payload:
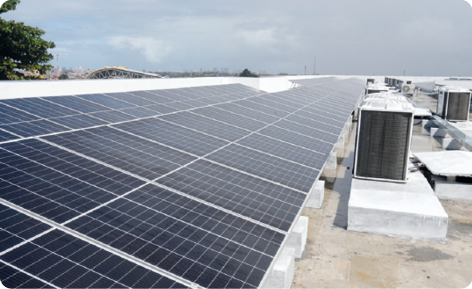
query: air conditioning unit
437 86 472 122
400 83 415 95
353 97 414 183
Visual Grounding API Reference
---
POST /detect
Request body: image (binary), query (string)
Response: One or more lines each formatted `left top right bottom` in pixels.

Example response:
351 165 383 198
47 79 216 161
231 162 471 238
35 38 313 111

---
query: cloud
108 36 172 64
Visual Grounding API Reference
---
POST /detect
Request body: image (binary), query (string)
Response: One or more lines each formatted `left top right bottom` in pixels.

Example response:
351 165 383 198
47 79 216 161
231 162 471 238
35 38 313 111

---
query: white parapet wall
0 76 332 100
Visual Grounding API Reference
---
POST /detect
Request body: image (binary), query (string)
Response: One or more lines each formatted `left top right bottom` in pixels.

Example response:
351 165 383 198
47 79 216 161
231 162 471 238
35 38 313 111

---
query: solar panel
43 127 197 181
0 104 39 125
159 112 251 142
0 80 365 288
0 98 80 118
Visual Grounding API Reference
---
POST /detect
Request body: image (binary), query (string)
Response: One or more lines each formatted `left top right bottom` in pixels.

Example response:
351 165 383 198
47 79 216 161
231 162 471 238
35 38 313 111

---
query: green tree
0 0 55 80
239 68 259 78
59 73 68 80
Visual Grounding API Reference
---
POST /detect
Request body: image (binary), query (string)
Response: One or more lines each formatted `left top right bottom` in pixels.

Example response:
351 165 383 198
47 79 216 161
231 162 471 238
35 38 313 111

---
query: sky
2 0 472 76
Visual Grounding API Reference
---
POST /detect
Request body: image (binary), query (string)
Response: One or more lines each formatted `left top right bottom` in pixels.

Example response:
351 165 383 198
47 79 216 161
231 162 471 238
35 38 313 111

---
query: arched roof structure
86 67 161 79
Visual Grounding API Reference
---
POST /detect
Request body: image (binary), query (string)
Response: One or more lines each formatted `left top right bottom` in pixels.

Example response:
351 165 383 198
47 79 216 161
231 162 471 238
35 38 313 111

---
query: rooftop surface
292 93 472 288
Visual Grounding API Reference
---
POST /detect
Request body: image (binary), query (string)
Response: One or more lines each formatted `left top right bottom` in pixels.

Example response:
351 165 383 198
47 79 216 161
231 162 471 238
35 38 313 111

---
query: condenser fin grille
356 110 412 181
447 92 470 121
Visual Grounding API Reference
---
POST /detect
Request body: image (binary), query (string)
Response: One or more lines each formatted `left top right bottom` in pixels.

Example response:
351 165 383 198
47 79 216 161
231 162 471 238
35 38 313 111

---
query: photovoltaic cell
2 139 145 195
1 229 185 288
0 130 19 142
0 261 51 288
66 196 270 288
0 120 70 138
49 114 108 130
114 118 229 156
45 96 111 113
0 146 123 223
205 144 320 192
0 98 79 118
76 94 136 110
285 114 343 135
157 159 306 231
258 126 334 155
237 134 327 169
191 107 267 131
215 103 279 124
273 119 339 144
125 184 284 253
105 92 155 106
233 100 290 118
118 107 159 118
159 112 251 142
0 104 39 125
43 126 197 180
129 91 174 103
0 204 51 252
87 110 136 123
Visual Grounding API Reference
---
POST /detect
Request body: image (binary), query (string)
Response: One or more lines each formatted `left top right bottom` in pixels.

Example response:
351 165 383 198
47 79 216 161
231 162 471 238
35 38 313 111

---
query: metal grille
447 92 470 121
355 110 412 181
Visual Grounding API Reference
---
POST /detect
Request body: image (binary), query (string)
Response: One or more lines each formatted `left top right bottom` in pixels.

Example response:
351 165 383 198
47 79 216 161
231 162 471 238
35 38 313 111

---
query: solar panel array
0 80 364 288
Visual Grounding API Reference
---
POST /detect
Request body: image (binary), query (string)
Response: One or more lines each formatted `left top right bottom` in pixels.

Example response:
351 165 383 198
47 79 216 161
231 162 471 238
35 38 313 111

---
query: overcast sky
2 0 472 76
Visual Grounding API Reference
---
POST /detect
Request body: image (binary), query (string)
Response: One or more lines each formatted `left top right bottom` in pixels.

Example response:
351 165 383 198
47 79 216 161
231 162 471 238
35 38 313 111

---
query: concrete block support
432 175 472 202
263 247 295 289
441 138 462 150
422 119 435 128
286 216 308 258
335 135 345 148
306 180 325 208
348 171 448 242
430 127 448 138
325 152 337 170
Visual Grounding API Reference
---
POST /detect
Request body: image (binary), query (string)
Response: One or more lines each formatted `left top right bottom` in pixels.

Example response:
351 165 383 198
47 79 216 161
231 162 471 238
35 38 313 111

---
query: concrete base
286 216 308 258
335 135 345 148
325 152 337 170
263 247 295 289
348 171 448 242
422 119 435 128
430 127 448 137
441 138 462 150
306 180 325 208
432 175 472 202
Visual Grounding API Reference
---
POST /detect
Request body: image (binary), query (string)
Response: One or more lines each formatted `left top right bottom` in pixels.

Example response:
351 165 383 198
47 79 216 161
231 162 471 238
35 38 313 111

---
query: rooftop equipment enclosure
437 87 471 122
353 98 414 183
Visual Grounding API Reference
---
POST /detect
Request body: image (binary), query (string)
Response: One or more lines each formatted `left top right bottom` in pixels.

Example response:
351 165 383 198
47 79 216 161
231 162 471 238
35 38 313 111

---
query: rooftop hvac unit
365 83 389 95
353 97 414 183
400 83 415 95
367 78 375 85
437 86 472 122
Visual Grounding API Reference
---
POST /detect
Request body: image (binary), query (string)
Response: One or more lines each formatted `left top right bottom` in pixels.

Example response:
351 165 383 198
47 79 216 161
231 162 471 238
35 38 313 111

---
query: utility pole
313 56 316 75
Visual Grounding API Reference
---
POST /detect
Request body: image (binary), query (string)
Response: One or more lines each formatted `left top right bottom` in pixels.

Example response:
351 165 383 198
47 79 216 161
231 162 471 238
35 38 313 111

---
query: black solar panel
43 126 197 181
156 159 306 231
114 118 229 156
0 104 39 125
0 120 70 138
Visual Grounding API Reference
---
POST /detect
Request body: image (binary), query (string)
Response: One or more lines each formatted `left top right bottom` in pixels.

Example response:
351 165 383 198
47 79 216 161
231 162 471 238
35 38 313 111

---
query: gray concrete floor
292 95 472 288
